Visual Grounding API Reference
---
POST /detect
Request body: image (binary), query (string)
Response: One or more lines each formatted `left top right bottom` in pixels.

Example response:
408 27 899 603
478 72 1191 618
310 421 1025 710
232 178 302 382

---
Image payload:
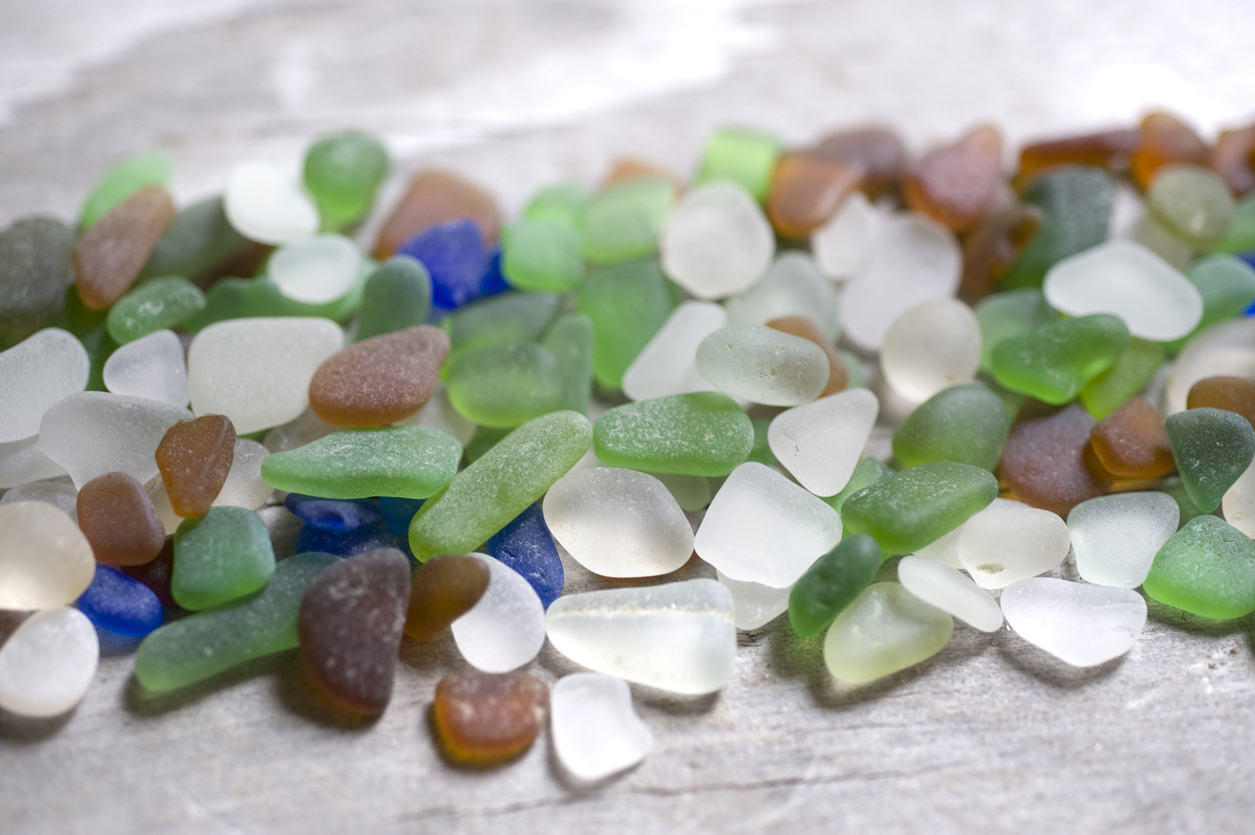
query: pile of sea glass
3 111 1255 777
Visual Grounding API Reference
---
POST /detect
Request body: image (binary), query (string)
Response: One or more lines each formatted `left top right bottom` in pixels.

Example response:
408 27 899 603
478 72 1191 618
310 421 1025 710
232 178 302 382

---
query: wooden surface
4 1 1255 832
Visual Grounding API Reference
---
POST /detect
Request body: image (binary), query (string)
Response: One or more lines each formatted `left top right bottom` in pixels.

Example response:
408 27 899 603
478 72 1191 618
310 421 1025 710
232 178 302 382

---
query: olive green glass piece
106 276 206 344
991 313 1130 405
1165 407 1255 513
354 256 431 342
1000 166 1114 289
1080 338 1165 420
788 534 883 638
973 288 1057 373
892 383 1010 471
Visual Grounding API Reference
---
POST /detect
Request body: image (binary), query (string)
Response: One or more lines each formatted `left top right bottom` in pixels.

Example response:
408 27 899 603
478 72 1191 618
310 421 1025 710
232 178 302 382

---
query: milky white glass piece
880 298 981 403
768 388 879 496
1069 492 1179 588
0 434 67 488
0 328 89 443
451 554 545 673
544 468 693 578
622 301 725 402
551 673 653 782
913 525 964 569
545 579 736 695
695 323 830 406
39 392 191 488
0 607 98 717
724 251 839 341
838 212 961 351
0 478 78 522
811 191 879 281
823 582 953 684
897 556 1002 632
958 498 1071 589
1043 239 1202 341
1001 578 1146 667
695 462 842 588
1164 317 1255 414
268 234 361 304
394 385 477 446
716 570 791 630
188 317 343 435
212 439 273 510
102 329 188 407
660 180 774 300
0 502 95 610
224 161 319 245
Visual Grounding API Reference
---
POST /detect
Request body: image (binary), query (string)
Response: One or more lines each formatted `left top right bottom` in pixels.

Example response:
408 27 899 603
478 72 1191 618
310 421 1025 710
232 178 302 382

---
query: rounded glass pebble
1001 578 1147 667
0 328 90 443
551 673 653 782
1165 318 1255 414
880 298 981 403
811 191 879 280
823 582 953 685
660 180 774 300
1068 492 1179 589
897 555 1002 632
957 498 1071 589
0 501 96 610
716 570 792 630
0 607 99 718
211 439 272 510
696 323 830 406
224 161 319 245
76 565 164 638
1146 164 1236 248
268 234 361 304
723 252 839 340
451 554 546 673
767 388 878 497
621 301 725 402
102 329 189 407
0 478 78 522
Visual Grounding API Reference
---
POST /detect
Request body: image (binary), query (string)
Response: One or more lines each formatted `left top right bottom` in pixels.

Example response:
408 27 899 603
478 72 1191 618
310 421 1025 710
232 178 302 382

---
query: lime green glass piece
1165 407 1255 513
171 507 275 611
1079 337 1165 419
694 127 781 203
1161 255 1255 355
408 411 592 562
746 416 776 465
578 177 674 264
463 425 508 464
105 276 206 343
446 343 567 428
444 291 562 362
303 131 390 231
135 551 338 692
501 220 585 292
823 457 894 520
261 426 461 500
142 197 248 282
841 461 998 556
54 287 116 391
1001 166 1114 289
839 349 865 389
541 313 594 415
577 258 680 389
1147 164 1235 249
593 392 753 477
1160 476 1208 528
355 256 431 342
523 182 588 228
893 383 1010 471
974 288 1057 372
788 534 883 638
80 151 173 229
991 313 1130 405
1144 515 1255 620
1212 192 1255 254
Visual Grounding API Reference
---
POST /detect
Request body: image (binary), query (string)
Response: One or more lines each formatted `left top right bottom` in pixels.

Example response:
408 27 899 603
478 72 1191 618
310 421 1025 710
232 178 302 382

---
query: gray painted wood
3 1 1255 832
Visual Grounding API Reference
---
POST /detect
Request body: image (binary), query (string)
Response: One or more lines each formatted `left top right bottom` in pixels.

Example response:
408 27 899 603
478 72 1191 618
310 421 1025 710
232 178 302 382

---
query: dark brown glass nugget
75 185 175 310
77 471 166 566
404 555 490 641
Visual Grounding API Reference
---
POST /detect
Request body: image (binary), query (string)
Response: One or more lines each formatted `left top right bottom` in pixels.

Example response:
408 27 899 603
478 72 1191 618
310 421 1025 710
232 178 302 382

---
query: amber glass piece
960 203 1043 299
308 325 450 427
904 125 1003 233
1211 126 1255 197
1090 397 1176 479
999 404 1112 516
299 548 411 715
1186 376 1255 429
809 127 906 199
1015 128 1139 186
1130 112 1209 191
766 315 848 397
77 471 166 566
74 186 176 311
155 415 236 518
766 152 859 239
404 554 491 640
601 157 684 192
432 669 549 765
373 170 501 260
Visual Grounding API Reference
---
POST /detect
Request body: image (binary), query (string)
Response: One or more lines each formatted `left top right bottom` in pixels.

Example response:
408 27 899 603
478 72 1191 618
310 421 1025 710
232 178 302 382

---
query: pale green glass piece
823 582 953 684
991 314 1130 405
260 426 461 499
80 151 173 229
594 392 753 477
694 128 781 203
839 349 866 389
578 177 674 264
523 182 588 228
0 217 76 347
446 343 568 428
135 552 338 691
354 256 431 342
974 288 1057 372
577 258 680 390
1001 166 1114 289
695 323 830 406
408 411 592 562
747 416 776 466
444 291 562 362
142 197 249 282
105 276 205 344
171 506 275 611
303 131 389 231
541 313 594 415
892 383 1009 471
1212 192 1255 254
1161 255 1255 355
1145 515 1255 620
1080 338 1164 419
653 472 711 512
502 220 585 292
1147 164 1235 249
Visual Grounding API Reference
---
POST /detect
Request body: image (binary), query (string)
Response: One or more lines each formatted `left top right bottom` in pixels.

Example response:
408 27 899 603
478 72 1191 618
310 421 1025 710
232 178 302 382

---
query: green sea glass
501 220 585 292
1165 407 1255 513
694 128 781 203
1000 166 1114 289
1080 338 1164 419
354 256 431 342
577 258 679 390
788 535 883 638
892 383 1010 471
991 313 1130 404
106 276 206 343
303 131 390 231
1145 515 1255 620
593 393 753 477
171 506 275 611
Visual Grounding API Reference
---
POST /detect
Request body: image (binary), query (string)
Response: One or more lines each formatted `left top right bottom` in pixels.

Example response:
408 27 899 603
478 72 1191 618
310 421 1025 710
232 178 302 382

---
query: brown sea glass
999 404 1112 516
74 186 176 310
766 152 859 239
1015 128 1139 186
77 471 166 566
432 669 549 765
1186 376 1255 429
766 315 847 397
298 548 411 716
1090 397 1176 478
308 325 450 427
155 415 236 518
373 170 500 260
404 554 491 640
1130 112 1209 191
809 127 906 199
904 125 1003 233
960 203 1043 299
1211 126 1255 197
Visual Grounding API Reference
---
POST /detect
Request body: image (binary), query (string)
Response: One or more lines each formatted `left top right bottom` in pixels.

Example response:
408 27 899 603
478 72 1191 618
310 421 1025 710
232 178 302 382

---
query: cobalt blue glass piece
1238 251 1255 275
478 245 510 297
379 496 425 536
397 219 488 310
295 523 414 560
486 502 564 608
284 493 383 532
77 565 164 638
